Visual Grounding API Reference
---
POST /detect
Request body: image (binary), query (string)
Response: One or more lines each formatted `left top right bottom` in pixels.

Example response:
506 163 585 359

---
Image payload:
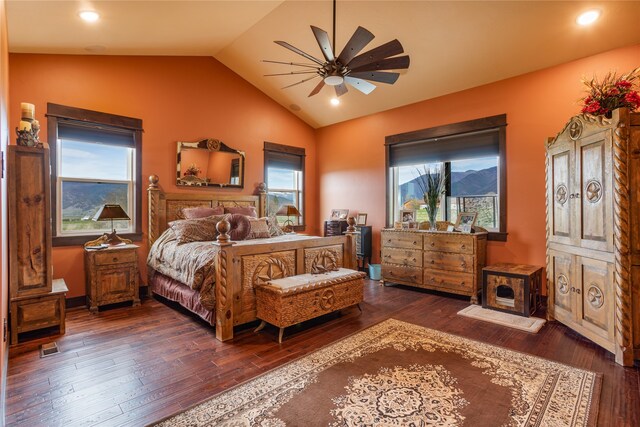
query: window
386 115 507 241
264 142 305 229
47 103 143 246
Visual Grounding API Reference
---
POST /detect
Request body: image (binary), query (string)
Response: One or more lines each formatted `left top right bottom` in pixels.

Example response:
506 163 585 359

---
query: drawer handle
430 259 435 264
430 242 435 247
460 262 466 268
113 257 118 262
576 288 581 295
412 258 416 262
461 244 466 249
571 287 575 292
413 241 417 245
387 239 392 243
461 281 465 285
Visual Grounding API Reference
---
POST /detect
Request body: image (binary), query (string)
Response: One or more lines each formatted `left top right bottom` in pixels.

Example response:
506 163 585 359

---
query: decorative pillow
224 205 258 218
182 206 224 219
246 217 271 239
168 214 229 244
266 215 285 237
228 213 251 241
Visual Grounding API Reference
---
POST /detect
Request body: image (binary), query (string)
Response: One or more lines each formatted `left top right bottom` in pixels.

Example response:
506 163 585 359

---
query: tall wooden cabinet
8 145 66 344
546 108 640 366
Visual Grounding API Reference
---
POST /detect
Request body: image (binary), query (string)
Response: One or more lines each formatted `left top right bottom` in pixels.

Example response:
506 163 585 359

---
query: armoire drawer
423 269 474 293
382 265 422 285
424 234 474 254
381 231 423 250
382 248 422 268
424 252 473 273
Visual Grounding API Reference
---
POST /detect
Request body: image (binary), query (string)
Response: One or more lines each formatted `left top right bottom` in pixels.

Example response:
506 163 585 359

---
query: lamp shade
92 204 130 222
276 204 301 217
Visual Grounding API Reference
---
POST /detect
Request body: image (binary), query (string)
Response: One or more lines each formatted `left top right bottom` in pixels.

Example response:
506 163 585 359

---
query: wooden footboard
213 234 357 341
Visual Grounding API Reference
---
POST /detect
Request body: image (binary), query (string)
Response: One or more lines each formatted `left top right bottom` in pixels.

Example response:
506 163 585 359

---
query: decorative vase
426 207 438 231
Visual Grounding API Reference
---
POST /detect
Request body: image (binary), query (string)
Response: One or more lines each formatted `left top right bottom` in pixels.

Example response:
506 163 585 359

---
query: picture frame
400 209 416 223
454 212 478 233
330 209 349 221
356 213 368 225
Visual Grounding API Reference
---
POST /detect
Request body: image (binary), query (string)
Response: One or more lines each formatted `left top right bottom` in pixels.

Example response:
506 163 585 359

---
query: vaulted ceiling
7 1 640 128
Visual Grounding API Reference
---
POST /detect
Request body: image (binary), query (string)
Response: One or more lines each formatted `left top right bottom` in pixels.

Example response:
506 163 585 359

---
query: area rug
457 305 547 333
155 319 601 426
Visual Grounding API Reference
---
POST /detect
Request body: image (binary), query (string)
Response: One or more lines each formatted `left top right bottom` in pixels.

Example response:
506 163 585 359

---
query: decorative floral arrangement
581 67 640 117
185 163 201 176
414 167 447 231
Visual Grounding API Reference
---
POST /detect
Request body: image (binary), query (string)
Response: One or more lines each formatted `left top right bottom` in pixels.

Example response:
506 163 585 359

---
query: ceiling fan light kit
265 0 410 98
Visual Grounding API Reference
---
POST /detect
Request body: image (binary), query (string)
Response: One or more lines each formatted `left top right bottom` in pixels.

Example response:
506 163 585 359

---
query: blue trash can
369 264 381 280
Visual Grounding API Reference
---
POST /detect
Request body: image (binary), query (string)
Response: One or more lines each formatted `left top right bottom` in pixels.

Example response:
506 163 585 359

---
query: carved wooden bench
255 268 366 343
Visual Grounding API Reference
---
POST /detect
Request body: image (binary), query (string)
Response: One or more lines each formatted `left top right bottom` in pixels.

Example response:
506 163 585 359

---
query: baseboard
65 286 149 309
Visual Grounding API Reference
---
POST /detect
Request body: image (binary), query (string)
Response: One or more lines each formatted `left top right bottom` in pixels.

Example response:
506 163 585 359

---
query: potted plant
581 67 640 117
184 163 201 177
415 166 447 231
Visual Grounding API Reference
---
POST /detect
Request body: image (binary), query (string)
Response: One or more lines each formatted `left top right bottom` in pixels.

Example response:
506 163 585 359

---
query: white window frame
267 168 304 225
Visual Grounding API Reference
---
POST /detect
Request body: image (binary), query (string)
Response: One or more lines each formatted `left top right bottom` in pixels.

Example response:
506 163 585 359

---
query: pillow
246 217 271 239
266 215 285 237
168 214 229 244
224 205 258 218
228 213 251 241
182 206 224 219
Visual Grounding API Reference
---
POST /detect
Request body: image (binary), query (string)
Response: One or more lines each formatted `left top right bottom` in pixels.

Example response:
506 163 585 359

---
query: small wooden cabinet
84 244 140 312
10 279 67 345
381 229 487 303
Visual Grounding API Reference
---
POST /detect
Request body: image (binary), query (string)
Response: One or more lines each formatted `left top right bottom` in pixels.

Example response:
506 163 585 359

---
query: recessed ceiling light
330 98 340 106
79 10 100 23
576 10 600 26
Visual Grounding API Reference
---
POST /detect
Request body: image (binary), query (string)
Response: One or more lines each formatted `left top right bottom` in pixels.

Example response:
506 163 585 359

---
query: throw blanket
147 229 220 310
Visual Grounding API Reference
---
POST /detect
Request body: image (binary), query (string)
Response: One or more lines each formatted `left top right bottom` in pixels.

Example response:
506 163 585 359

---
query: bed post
257 182 267 217
345 217 358 270
147 175 161 249
213 219 236 341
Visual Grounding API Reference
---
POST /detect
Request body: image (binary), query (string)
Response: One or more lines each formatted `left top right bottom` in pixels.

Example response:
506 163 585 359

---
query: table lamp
84 204 133 247
276 204 301 233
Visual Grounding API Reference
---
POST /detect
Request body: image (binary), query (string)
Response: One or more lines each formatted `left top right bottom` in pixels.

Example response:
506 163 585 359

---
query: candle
19 120 31 132
20 102 35 120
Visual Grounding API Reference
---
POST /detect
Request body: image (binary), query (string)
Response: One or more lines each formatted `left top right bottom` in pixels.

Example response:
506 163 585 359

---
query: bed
146 175 357 341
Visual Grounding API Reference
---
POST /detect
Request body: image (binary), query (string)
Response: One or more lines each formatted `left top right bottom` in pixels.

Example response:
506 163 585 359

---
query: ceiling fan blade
281 75 320 89
335 83 348 97
349 71 399 84
264 71 319 77
275 40 325 66
310 26 335 62
337 26 374 66
350 55 410 73
262 60 319 69
344 76 376 95
308 80 325 97
346 39 404 69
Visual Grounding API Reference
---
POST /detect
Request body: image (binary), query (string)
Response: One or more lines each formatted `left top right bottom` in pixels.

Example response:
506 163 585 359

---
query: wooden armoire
546 108 639 366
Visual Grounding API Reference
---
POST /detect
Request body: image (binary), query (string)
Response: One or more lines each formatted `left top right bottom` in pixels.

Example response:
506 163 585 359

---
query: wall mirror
176 138 245 188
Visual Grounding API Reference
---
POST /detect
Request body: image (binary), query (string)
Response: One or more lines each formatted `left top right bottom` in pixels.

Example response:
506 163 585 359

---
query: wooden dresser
381 229 487 303
84 244 140 312
546 108 640 366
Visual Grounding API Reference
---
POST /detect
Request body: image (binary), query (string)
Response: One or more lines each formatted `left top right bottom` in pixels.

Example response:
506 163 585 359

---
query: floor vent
40 342 60 358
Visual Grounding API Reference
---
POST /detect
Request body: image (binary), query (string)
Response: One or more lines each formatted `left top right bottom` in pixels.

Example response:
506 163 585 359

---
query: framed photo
454 212 478 233
400 209 416 223
394 221 403 230
356 213 368 225
330 209 349 220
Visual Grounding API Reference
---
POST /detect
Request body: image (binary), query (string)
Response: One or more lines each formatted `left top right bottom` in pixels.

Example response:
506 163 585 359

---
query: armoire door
576 130 613 252
550 249 575 323
576 256 614 345
547 138 575 246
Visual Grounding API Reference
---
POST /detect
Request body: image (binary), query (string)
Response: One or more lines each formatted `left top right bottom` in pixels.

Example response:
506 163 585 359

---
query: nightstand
84 244 140 312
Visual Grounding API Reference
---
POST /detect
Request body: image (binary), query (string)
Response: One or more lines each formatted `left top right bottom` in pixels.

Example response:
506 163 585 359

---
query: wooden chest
256 269 365 342
84 244 140 312
381 229 487 303
482 263 543 317
10 279 67 345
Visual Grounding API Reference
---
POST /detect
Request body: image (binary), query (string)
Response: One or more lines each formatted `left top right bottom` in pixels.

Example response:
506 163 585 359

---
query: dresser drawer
423 269 474 293
424 234 473 254
424 252 473 273
381 231 422 250
382 265 422 285
94 250 137 266
382 248 422 268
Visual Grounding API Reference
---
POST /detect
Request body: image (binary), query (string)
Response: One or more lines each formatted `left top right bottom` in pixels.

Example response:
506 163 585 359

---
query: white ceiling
7 1 640 128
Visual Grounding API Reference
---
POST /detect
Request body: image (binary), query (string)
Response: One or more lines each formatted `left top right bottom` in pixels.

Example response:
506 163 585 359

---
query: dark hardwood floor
6 281 640 426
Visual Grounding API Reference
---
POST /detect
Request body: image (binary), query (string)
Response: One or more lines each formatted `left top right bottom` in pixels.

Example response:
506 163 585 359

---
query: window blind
389 128 500 167
265 150 304 171
58 120 135 147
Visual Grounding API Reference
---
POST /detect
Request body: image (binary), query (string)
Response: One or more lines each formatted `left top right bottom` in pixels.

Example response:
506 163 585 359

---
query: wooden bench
255 268 366 342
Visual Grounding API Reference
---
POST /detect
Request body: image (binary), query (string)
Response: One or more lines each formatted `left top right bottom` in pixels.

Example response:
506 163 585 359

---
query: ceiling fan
263 0 410 98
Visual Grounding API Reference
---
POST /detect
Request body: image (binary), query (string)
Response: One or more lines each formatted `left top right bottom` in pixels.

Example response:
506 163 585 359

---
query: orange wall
0 0 9 419
8 54 317 298
316 44 640 277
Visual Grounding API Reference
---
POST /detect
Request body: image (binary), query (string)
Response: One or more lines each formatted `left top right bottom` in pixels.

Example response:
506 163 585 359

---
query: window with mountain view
47 103 143 245
386 115 507 240
264 142 305 229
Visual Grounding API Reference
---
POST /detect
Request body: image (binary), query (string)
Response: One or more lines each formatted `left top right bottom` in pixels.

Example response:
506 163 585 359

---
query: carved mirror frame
176 138 245 188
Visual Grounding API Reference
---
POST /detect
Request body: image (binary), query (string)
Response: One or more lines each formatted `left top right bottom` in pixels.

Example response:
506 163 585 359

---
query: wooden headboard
147 175 267 247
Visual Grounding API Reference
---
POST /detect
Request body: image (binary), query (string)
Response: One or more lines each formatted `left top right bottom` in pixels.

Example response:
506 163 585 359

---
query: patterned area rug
458 305 547 333
156 319 601 426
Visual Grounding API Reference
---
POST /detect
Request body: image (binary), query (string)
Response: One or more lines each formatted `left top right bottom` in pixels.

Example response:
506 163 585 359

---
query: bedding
224 205 258 217
168 214 229 244
228 213 251 241
247 217 271 239
182 206 224 219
